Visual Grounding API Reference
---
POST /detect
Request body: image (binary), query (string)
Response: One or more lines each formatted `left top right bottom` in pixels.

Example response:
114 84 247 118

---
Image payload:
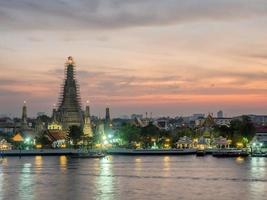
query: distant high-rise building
57 56 83 130
217 110 223 118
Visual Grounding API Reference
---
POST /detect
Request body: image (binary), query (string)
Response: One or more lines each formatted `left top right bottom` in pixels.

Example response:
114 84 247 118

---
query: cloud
1 0 267 31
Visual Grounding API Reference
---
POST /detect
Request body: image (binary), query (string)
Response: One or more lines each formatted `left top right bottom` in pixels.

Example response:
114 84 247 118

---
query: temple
21 101 28 129
83 101 93 137
56 56 83 130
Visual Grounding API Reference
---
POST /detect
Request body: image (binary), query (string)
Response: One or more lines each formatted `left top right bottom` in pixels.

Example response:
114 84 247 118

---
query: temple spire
57 56 83 130
105 107 112 130
83 101 93 137
22 101 27 122
21 101 28 128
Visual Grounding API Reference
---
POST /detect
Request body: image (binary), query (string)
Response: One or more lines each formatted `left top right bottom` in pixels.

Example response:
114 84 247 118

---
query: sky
1 0 267 118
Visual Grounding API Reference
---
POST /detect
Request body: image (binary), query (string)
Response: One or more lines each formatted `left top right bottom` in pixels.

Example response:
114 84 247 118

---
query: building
250 126 267 153
195 115 232 127
82 104 93 137
21 101 28 129
248 115 267 125
154 119 169 130
56 56 83 130
0 117 15 135
105 107 112 130
131 114 143 120
19 102 35 138
214 118 232 127
217 110 223 118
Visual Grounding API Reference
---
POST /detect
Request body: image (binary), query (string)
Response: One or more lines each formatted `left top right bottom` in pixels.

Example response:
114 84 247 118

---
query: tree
141 123 160 148
118 123 141 147
229 116 255 146
68 125 83 148
35 133 51 147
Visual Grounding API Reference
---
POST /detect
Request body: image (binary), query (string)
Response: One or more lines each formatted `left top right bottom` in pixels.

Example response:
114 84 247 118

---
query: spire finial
67 56 74 64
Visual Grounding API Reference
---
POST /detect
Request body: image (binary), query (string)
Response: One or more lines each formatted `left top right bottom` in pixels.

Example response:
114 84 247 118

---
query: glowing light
103 140 108 145
135 143 141 148
164 144 170 148
36 144 42 149
25 137 31 144
236 142 244 148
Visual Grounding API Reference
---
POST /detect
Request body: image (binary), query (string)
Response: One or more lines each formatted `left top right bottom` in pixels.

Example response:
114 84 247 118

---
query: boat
70 152 106 159
196 149 206 156
251 152 267 157
212 149 249 157
107 148 197 155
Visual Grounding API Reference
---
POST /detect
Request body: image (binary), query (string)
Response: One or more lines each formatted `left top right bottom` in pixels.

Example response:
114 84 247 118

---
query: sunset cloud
1 1 267 117
1 0 267 30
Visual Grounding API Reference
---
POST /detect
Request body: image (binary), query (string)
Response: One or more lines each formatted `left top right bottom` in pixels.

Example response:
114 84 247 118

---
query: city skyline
1 0 267 117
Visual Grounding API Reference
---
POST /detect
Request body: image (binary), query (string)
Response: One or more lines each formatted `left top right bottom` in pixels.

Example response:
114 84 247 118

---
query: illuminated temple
56 56 83 130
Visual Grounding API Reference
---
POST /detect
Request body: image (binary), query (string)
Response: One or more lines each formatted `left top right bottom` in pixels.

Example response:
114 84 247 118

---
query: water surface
0 155 266 200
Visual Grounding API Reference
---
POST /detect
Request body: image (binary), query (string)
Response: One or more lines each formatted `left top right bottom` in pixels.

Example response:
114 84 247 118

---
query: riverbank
1 148 197 156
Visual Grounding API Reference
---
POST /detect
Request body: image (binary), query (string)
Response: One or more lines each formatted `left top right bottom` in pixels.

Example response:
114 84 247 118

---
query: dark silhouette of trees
68 125 83 148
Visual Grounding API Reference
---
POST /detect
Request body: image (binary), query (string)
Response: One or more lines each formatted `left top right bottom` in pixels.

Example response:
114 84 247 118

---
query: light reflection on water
59 155 67 172
19 163 33 200
96 158 114 200
0 156 266 200
249 158 266 200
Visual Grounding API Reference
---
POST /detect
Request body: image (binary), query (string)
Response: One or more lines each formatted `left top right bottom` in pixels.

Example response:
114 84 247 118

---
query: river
0 155 266 200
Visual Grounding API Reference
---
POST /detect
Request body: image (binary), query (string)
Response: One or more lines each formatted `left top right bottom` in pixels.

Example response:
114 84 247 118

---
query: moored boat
196 149 206 156
251 152 267 157
212 149 249 157
107 148 197 155
70 152 106 159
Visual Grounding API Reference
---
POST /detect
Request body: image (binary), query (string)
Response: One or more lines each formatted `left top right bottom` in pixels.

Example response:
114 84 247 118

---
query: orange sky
1 0 267 117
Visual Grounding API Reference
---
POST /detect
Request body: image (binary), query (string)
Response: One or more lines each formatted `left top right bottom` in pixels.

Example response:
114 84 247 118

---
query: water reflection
249 158 267 200
59 156 67 172
34 156 43 172
1 156 267 200
19 163 33 200
96 158 114 200
0 162 3 199
235 156 245 164
163 156 170 171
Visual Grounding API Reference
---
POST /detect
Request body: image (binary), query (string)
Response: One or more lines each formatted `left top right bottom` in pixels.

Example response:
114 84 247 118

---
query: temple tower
83 101 93 137
21 101 28 128
57 56 83 130
105 107 112 130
